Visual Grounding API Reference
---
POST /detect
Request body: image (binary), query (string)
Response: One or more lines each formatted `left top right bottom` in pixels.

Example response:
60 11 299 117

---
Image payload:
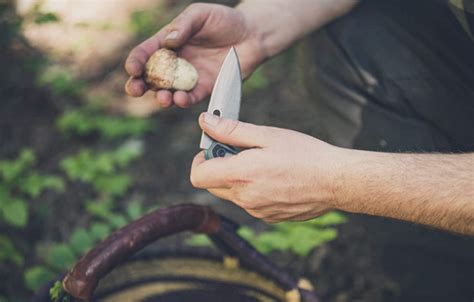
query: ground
1 0 399 301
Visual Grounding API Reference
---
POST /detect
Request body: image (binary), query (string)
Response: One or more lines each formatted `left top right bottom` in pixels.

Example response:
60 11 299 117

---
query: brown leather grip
62 204 220 301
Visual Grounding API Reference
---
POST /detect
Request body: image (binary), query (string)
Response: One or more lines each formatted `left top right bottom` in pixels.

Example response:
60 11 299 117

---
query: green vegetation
25 200 145 291
33 12 60 25
61 141 143 196
0 149 64 268
129 10 160 38
188 212 346 257
57 108 152 140
37 68 84 97
243 66 271 95
239 212 346 256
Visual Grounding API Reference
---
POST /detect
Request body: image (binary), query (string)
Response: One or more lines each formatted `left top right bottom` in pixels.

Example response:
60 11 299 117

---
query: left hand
190 113 346 223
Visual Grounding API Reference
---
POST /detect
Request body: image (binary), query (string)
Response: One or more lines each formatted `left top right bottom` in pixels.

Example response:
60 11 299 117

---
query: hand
125 3 264 108
190 113 346 223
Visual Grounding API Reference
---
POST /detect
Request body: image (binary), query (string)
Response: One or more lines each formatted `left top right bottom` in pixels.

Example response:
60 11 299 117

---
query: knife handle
205 141 239 160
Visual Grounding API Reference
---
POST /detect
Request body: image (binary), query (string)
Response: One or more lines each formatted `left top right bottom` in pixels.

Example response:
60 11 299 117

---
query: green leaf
61 150 99 182
0 185 11 207
20 173 65 197
129 10 162 38
49 280 63 301
114 140 144 166
20 172 43 197
34 12 60 24
2 198 28 227
237 226 257 241
41 175 66 192
255 232 291 255
86 199 114 219
185 234 212 247
126 201 143 220
45 244 76 271
93 174 130 196
106 214 128 229
308 211 347 227
243 66 270 95
57 108 151 140
37 69 84 96
24 266 55 291
238 219 342 257
69 228 94 254
292 228 337 256
0 235 24 266
90 222 112 241
0 149 36 182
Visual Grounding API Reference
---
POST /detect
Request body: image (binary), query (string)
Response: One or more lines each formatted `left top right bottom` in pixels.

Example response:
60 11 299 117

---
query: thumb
199 112 272 148
163 4 212 49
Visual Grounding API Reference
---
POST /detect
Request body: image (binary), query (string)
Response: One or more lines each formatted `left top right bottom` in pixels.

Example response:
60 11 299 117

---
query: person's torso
447 0 474 40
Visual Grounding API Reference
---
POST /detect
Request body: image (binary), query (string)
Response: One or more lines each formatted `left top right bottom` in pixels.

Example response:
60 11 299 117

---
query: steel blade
200 47 242 149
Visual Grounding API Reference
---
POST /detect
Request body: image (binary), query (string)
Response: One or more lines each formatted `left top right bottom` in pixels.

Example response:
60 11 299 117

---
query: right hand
124 3 264 108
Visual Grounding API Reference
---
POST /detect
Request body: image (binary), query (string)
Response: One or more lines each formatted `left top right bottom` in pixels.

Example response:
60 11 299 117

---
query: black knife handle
205 142 239 160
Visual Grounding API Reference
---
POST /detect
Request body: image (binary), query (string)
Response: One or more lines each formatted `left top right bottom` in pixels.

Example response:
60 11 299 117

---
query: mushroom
144 49 198 91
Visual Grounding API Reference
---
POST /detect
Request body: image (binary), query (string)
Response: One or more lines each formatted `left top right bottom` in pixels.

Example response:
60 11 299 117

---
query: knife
200 47 242 160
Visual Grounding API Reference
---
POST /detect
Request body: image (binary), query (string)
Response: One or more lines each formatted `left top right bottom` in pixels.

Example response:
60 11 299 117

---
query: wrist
235 2 271 66
324 147 371 213
304 143 353 213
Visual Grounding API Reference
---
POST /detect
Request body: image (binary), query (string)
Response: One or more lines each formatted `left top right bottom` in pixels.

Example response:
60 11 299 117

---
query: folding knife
200 47 242 160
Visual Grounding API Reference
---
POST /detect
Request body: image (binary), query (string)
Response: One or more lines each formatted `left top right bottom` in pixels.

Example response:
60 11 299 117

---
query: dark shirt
448 0 474 39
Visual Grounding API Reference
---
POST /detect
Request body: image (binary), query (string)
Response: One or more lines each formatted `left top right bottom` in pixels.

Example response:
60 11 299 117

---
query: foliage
129 6 172 39
26 200 145 292
37 68 84 97
243 66 270 95
49 281 63 301
0 149 65 227
0 235 24 266
60 140 143 196
186 234 213 247
33 12 60 24
239 212 346 256
24 266 55 292
188 212 347 257
129 10 158 38
57 108 153 140
0 149 64 267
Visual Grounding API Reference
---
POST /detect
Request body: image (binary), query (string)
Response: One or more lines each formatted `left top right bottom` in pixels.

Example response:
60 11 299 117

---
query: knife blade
200 47 242 160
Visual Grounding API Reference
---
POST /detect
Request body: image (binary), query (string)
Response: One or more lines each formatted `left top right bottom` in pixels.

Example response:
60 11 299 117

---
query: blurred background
0 0 398 301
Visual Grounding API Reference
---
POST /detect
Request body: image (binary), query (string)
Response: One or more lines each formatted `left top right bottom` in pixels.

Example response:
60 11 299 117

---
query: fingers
125 4 215 105
163 3 212 49
125 77 147 97
190 151 234 189
199 112 272 148
125 33 162 78
173 91 191 108
124 31 164 98
156 90 173 108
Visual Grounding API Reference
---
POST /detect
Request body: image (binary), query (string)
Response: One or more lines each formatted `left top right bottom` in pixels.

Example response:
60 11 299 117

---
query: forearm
237 0 359 60
334 151 474 235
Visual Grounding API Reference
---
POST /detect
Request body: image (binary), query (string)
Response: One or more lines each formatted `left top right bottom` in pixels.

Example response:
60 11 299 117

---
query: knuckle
184 2 209 15
219 119 240 138
246 209 265 220
265 218 280 224
229 188 244 204
263 217 274 223
188 2 204 10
